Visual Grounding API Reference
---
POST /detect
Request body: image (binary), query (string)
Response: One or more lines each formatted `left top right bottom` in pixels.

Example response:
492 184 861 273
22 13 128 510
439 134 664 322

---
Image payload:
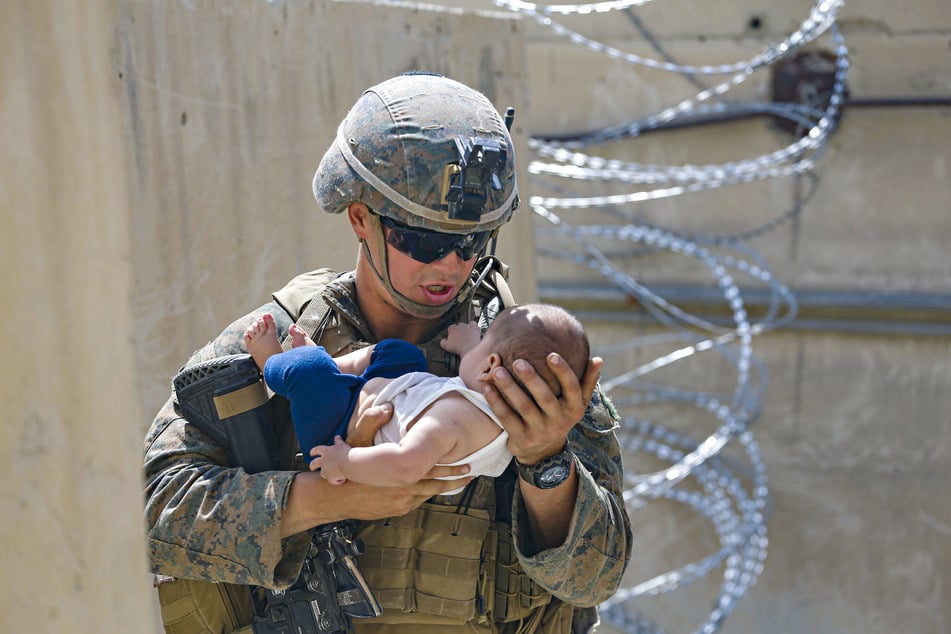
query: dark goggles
379 215 492 264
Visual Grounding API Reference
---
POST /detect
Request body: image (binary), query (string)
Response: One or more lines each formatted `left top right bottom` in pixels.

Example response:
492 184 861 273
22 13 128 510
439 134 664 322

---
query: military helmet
313 72 519 235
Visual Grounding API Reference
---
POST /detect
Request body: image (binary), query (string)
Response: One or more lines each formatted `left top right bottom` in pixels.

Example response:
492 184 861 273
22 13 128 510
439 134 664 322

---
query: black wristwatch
515 443 574 489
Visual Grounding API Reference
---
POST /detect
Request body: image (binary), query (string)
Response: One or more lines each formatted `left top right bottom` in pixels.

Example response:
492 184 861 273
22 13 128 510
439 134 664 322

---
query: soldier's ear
347 203 373 239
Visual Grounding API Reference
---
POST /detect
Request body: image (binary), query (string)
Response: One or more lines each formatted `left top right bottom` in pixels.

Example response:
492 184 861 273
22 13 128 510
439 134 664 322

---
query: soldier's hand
348 402 393 447
484 354 602 465
282 469 473 536
345 474 473 520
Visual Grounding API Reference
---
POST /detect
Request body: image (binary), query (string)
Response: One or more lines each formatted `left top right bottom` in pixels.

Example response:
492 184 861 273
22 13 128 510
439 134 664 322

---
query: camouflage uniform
144 269 632 633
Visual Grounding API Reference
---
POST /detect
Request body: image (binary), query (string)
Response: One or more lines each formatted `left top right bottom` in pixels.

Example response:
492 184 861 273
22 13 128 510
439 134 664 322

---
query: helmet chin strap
362 214 476 319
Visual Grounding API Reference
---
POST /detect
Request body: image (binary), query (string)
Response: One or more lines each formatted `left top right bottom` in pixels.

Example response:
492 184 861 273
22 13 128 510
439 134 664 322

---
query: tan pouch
357 503 493 624
493 525 553 624
156 576 255 634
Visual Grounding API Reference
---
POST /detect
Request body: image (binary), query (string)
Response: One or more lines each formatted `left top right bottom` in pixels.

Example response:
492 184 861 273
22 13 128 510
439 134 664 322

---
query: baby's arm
311 402 462 486
441 321 483 357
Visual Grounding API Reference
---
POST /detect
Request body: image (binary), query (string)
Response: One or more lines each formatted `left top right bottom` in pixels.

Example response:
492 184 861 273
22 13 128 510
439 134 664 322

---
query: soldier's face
349 202 479 317
383 228 478 310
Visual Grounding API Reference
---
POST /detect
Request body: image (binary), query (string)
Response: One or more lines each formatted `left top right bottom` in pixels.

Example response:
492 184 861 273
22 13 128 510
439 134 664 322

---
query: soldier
143 72 633 634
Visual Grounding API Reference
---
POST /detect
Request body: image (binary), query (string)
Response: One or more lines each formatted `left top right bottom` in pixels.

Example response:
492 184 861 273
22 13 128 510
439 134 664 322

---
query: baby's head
471 303 590 398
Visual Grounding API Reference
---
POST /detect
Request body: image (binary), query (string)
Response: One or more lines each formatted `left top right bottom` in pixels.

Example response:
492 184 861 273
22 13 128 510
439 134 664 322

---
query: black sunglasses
379 215 492 264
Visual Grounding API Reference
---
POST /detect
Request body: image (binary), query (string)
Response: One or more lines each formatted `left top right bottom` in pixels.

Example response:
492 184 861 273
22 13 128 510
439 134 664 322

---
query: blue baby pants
263 339 427 458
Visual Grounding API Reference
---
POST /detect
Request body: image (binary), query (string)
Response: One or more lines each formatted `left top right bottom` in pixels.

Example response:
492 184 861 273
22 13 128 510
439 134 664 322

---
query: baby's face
457 330 496 388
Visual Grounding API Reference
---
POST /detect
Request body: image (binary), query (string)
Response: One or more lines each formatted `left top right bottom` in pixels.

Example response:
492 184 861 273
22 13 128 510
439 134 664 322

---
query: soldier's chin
398 295 456 319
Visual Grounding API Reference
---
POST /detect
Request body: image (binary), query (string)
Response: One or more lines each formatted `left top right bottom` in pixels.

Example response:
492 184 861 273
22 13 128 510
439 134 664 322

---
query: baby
244 303 589 493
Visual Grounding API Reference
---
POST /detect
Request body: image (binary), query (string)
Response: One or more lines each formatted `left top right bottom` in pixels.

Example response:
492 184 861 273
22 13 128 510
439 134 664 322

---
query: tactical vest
158 258 585 634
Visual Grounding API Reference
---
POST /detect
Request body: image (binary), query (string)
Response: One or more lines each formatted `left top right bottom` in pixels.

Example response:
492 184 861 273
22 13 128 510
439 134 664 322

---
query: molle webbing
156 576 255 634
493 525 553 623
281 293 332 352
357 503 492 623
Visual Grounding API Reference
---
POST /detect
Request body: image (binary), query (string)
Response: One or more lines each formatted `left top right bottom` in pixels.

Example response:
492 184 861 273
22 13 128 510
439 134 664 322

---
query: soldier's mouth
422 284 454 301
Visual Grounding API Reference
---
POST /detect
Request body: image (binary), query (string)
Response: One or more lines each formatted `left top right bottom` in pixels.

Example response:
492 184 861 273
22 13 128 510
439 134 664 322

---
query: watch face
538 465 569 488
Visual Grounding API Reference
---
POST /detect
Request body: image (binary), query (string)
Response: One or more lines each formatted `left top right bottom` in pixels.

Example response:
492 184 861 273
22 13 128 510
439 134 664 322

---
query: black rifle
173 353 382 633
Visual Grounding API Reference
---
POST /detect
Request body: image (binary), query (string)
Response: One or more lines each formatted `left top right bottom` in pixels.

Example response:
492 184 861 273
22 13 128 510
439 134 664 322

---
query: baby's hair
485 304 590 398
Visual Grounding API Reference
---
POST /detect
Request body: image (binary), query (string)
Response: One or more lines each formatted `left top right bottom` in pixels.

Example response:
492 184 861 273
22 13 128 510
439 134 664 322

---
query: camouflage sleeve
511 387 633 606
142 301 311 589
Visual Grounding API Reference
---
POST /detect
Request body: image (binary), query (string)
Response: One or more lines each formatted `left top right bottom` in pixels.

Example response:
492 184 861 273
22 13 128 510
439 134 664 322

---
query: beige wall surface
0 2 155 632
488 0 950 633
589 327 951 634
444 1 947 633
1 1 531 633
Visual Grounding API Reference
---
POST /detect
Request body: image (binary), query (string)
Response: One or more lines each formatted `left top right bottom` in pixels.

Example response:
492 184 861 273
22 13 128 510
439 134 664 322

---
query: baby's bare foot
244 313 283 370
289 323 317 349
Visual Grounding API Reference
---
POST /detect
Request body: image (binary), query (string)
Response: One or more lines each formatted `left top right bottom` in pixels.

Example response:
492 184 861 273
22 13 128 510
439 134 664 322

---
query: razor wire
492 1 848 633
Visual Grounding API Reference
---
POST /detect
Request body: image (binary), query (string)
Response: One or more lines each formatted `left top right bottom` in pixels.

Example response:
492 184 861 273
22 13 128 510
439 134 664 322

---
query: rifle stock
173 353 277 473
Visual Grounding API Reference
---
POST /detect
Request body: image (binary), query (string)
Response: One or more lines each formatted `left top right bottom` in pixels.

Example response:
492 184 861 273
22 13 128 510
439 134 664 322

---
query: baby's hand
309 435 350 485
441 321 483 356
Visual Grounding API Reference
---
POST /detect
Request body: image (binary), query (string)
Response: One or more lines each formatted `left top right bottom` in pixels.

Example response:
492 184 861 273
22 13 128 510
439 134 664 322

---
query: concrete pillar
0 1 156 631
1 2 530 632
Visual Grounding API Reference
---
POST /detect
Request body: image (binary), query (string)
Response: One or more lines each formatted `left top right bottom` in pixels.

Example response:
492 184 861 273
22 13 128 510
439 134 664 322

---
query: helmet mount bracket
441 137 508 222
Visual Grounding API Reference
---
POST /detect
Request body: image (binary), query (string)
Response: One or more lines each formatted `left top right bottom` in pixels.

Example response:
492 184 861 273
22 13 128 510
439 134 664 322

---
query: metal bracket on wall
771 50 848 135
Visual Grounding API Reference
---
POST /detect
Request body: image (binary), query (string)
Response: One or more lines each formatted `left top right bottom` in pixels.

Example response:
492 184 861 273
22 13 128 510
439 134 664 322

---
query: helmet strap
362 214 466 319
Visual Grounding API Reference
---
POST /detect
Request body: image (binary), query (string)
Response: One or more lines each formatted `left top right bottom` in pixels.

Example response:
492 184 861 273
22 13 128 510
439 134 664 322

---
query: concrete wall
496 1 950 633
445 1 948 633
1 2 531 632
589 328 951 634
0 2 154 632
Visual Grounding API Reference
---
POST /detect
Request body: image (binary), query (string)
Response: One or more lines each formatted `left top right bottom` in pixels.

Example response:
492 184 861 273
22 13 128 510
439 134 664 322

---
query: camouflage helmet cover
313 73 518 235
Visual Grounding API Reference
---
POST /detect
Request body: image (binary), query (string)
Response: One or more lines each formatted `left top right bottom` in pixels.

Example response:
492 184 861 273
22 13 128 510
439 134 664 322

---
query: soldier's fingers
579 356 603 407
544 353 588 421
490 363 542 422
424 464 471 480
424 476 474 497
384 477 475 515
481 379 521 432
349 402 393 447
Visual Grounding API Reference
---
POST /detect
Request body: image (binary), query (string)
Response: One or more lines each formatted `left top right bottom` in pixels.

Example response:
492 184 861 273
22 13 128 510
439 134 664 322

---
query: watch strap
515 442 573 489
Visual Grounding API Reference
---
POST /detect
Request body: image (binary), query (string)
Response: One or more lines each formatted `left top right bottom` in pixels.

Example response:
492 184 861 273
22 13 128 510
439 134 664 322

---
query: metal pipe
538 283 951 336
532 96 951 143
